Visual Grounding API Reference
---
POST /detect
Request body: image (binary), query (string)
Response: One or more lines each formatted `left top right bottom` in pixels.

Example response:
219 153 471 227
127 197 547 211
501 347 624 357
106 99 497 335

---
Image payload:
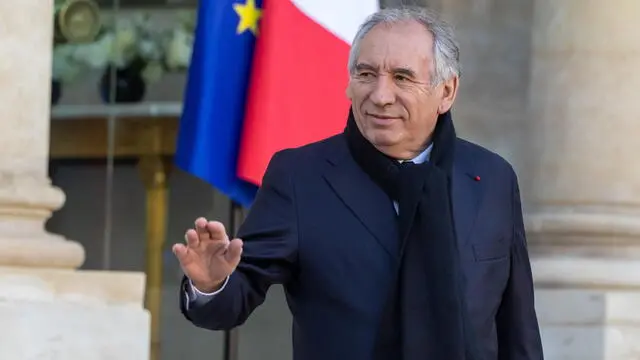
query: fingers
194 217 228 242
184 218 230 260
206 220 228 241
195 217 210 244
185 229 199 247
172 243 189 263
225 238 243 265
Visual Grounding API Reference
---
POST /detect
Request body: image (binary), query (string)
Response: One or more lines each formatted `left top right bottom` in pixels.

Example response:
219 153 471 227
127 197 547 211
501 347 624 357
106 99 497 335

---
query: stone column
0 1 149 359
525 0 640 358
0 0 85 269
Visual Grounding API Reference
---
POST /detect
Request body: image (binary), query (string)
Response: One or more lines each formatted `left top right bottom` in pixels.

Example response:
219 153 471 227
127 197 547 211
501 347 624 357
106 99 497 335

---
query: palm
181 242 236 283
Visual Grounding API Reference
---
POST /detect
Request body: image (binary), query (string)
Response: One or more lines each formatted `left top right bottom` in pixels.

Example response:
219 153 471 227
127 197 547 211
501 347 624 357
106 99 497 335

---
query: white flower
52 44 83 82
139 37 163 61
71 33 114 69
51 10 197 84
165 28 193 70
110 19 140 67
176 10 196 33
142 61 165 84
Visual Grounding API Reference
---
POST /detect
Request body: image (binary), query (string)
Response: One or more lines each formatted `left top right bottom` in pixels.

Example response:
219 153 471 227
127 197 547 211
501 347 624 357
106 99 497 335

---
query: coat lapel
321 136 483 255
451 143 484 245
322 138 399 258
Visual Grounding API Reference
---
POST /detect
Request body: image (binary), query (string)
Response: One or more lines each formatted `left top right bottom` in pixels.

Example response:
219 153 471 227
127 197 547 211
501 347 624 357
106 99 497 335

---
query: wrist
192 279 225 294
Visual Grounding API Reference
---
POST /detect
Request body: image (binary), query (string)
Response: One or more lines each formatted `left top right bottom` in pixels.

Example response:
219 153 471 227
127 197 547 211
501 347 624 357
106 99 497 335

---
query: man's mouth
366 112 401 124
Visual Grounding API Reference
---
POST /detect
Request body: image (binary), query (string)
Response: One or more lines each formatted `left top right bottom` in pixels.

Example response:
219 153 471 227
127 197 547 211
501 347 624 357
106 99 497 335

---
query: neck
375 140 433 161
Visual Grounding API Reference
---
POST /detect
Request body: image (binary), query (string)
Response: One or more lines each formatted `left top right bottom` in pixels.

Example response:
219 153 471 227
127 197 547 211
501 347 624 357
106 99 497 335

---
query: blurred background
31 0 638 358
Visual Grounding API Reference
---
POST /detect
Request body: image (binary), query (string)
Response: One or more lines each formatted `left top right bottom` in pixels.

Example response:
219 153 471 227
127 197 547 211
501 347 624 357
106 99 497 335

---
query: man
174 6 544 360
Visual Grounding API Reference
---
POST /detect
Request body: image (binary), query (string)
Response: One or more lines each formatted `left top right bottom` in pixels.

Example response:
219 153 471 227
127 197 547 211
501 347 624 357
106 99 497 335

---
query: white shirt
185 144 433 307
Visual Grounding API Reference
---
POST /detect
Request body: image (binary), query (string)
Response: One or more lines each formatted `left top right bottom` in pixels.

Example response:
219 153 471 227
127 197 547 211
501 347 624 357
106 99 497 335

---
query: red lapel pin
474 175 481 181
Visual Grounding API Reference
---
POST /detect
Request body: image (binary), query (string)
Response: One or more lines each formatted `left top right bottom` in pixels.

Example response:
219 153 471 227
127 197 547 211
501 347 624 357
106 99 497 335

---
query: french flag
176 0 379 206
238 0 379 185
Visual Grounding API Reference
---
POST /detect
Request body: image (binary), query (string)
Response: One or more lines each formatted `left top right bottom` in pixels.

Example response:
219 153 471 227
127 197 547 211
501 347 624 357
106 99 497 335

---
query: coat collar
322 135 484 257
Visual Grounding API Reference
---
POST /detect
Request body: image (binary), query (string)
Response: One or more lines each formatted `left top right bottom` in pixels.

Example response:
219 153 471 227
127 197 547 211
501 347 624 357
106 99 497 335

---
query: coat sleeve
179 149 299 330
496 167 545 359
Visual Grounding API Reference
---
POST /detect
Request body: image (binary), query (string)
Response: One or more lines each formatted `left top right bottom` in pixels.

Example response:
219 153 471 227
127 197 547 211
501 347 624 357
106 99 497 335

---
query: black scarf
344 109 475 360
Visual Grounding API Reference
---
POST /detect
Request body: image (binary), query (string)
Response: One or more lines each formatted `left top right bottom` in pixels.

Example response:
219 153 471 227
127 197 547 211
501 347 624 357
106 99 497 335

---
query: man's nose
369 76 395 106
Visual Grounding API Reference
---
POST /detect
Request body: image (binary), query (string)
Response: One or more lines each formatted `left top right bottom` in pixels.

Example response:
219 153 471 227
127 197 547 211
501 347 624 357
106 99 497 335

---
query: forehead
356 20 434 72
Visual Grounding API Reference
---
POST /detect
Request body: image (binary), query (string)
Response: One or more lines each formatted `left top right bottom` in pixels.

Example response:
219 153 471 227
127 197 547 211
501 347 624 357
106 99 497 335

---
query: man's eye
394 75 409 81
358 72 374 78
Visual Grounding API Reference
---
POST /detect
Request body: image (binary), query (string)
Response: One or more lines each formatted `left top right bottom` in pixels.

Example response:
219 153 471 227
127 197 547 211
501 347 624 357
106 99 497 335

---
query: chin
364 129 401 148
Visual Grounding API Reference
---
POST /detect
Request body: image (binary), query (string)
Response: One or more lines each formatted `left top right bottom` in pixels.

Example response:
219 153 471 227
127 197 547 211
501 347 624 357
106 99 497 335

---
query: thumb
225 238 243 265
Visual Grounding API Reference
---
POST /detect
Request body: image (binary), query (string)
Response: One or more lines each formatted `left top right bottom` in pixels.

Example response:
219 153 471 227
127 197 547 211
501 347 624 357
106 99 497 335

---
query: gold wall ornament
54 0 101 44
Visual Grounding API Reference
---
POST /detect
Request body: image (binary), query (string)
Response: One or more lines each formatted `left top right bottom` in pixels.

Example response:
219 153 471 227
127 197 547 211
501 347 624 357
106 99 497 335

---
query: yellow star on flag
233 0 262 35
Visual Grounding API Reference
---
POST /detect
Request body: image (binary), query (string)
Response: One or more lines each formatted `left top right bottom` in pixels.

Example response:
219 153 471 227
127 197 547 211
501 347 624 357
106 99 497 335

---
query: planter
99 57 147 104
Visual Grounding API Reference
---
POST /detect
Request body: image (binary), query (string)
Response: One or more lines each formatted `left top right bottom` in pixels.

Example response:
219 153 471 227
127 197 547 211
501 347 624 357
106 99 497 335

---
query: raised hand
173 217 243 293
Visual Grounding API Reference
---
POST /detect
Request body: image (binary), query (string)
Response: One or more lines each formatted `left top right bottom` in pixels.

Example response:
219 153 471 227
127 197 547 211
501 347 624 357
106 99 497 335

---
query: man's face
346 20 458 160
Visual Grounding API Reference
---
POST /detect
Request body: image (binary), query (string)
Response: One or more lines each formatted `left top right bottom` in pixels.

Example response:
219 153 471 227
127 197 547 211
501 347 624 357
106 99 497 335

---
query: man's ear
346 75 359 100
346 82 353 100
438 76 459 114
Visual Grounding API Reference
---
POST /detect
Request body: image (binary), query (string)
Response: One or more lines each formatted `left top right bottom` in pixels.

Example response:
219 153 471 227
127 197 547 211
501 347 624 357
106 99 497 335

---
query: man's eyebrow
393 67 417 78
354 63 377 72
355 63 417 78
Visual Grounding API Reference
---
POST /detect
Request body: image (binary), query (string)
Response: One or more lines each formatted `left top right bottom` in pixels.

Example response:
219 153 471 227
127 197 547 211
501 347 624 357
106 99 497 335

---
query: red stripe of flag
237 0 368 185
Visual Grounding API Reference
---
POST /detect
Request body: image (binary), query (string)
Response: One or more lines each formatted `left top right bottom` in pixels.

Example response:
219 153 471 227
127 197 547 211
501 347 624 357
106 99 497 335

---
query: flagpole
223 200 243 360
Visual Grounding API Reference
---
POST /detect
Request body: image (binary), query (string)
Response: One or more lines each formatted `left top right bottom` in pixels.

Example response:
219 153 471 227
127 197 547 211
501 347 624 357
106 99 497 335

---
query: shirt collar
398 143 432 164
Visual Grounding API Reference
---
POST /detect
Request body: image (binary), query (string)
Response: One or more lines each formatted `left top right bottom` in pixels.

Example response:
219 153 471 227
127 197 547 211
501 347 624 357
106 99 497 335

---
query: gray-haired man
175 6 543 360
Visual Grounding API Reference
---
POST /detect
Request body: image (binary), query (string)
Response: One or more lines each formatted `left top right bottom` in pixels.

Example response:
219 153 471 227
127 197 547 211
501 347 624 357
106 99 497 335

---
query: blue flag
175 0 263 207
